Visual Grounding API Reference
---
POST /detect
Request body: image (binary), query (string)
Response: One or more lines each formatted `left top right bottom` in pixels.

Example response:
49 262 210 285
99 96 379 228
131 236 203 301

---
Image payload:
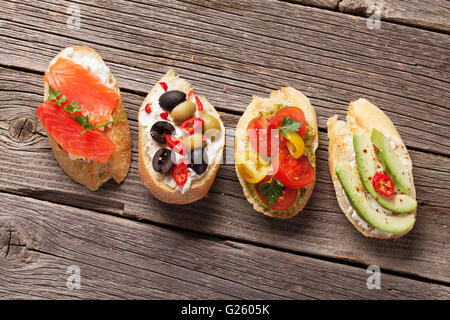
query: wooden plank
0 67 448 283
1 192 449 299
339 0 450 33
0 0 449 154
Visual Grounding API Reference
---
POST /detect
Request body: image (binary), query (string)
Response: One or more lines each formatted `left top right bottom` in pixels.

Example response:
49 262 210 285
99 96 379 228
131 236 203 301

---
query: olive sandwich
138 69 225 204
327 99 417 238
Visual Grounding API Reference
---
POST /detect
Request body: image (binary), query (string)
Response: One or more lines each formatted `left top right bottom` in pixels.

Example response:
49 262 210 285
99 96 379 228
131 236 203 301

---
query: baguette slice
138 70 225 204
235 87 318 219
43 46 131 191
327 98 417 238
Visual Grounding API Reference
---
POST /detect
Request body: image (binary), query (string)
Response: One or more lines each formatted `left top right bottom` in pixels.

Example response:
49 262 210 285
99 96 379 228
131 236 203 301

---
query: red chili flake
195 96 204 111
145 103 152 113
160 112 169 120
373 145 379 152
363 149 367 153
159 82 168 91
181 158 190 166
165 135 185 155
187 90 195 100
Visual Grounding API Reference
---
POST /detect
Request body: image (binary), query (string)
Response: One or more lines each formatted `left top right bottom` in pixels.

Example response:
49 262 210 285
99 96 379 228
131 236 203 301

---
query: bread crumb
223 87 227 93
191 55 195 63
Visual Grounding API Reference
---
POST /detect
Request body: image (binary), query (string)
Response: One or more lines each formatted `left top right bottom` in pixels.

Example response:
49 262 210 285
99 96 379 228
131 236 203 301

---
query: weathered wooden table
0 0 449 299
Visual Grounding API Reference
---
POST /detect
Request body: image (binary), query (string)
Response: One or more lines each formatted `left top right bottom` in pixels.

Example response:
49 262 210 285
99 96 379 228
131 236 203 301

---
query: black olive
159 90 186 111
150 121 175 144
152 148 174 174
187 148 209 174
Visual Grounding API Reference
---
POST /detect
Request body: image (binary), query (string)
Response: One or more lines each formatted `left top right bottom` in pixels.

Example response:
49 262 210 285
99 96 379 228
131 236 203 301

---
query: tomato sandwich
327 99 417 238
138 70 225 204
235 87 318 218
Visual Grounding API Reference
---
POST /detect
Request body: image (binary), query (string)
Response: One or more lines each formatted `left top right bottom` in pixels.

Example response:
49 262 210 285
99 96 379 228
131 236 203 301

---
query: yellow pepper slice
236 151 269 184
284 132 305 159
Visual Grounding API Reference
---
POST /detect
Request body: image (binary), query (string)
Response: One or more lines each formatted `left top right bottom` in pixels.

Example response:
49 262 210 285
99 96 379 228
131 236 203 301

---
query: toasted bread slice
235 87 318 219
43 46 131 191
327 98 417 238
138 70 225 204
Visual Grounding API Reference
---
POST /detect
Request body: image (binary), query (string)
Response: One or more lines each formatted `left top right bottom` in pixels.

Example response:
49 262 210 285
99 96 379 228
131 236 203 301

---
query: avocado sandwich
327 99 417 239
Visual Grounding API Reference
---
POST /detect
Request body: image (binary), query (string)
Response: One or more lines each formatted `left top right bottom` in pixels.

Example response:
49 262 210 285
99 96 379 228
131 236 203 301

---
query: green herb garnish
259 177 285 207
48 86 126 135
279 116 302 136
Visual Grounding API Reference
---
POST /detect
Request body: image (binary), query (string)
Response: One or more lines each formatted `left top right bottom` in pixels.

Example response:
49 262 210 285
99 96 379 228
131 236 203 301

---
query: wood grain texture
0 67 448 283
0 0 449 154
279 0 339 10
1 192 449 299
339 0 450 33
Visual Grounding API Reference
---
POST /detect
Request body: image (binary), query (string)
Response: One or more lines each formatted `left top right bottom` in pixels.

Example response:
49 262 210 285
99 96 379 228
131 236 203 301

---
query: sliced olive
188 148 209 174
171 101 196 123
183 132 206 151
159 90 186 111
200 113 221 141
152 148 174 174
150 121 175 144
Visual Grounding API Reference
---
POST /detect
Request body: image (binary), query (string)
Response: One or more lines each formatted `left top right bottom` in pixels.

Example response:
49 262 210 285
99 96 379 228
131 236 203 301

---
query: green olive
171 101 196 123
183 133 206 151
200 113 221 141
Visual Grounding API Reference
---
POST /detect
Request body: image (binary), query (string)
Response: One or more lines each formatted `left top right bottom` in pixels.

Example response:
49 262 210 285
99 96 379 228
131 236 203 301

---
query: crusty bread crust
138 70 224 204
327 98 417 238
234 87 318 219
43 46 131 191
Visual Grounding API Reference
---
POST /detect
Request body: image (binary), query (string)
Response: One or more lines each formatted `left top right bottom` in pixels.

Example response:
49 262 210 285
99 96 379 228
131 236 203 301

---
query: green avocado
335 162 415 234
371 128 411 194
353 132 417 213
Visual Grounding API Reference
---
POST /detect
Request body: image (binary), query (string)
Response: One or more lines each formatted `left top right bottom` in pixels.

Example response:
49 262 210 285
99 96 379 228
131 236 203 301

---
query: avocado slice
335 162 415 234
353 132 417 213
371 128 411 194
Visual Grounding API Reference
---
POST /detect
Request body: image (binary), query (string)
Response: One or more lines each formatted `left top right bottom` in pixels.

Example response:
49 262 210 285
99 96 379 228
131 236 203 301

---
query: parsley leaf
80 114 127 135
47 85 127 136
259 177 285 207
279 116 302 136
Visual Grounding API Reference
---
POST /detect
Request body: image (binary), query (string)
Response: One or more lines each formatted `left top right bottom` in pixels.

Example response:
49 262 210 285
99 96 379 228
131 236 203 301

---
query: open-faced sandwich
36 46 131 191
138 70 225 204
235 87 318 218
328 98 417 238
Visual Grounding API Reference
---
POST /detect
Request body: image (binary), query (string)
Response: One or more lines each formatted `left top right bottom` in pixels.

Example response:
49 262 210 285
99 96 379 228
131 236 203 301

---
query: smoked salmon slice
37 101 116 163
44 57 119 125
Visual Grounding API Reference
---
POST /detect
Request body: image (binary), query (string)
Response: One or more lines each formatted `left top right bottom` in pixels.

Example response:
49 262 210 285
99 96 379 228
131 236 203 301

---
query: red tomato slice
172 162 188 186
247 116 282 157
275 107 307 137
256 176 298 210
274 146 315 189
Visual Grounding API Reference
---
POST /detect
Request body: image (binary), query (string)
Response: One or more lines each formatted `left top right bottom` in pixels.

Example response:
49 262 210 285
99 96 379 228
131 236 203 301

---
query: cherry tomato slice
172 162 188 186
273 145 315 189
256 176 298 210
247 116 281 157
372 172 394 197
180 118 204 135
275 107 307 137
